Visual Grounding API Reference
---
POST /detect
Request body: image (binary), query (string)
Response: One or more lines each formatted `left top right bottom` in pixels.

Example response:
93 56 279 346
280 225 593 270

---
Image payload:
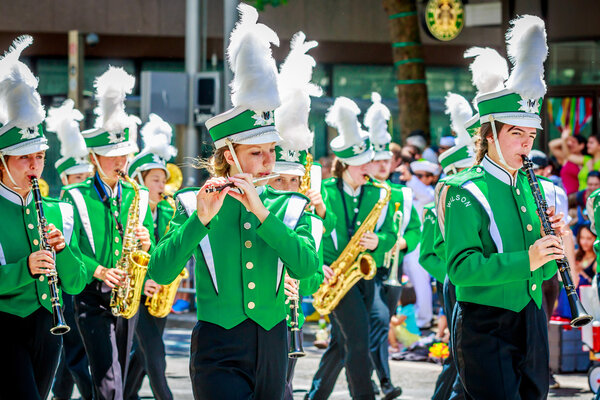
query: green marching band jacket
154 199 175 241
419 202 446 283
61 177 156 283
148 185 320 331
321 177 397 270
386 181 421 268
441 156 559 312
587 188 600 258
0 183 88 317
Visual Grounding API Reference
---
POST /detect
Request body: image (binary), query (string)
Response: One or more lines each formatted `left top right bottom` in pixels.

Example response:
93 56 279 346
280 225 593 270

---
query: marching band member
306 97 397 400
421 91 481 400
62 67 154 400
147 5 319 399
0 36 88 400
268 31 328 400
365 92 421 399
46 99 94 400
124 113 177 400
441 16 565 399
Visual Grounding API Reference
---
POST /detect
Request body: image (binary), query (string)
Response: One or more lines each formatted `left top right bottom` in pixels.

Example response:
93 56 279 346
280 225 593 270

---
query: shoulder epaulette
444 165 485 187
264 186 311 203
322 177 338 187
62 177 93 191
174 187 200 198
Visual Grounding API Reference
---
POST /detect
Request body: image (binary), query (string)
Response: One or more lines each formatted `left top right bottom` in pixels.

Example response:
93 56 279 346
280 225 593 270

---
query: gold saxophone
110 171 151 319
312 177 391 315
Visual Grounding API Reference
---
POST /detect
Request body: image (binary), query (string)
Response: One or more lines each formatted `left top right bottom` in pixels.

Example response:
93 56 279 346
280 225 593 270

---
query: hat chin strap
91 152 109 180
225 139 244 175
0 154 22 189
489 115 516 172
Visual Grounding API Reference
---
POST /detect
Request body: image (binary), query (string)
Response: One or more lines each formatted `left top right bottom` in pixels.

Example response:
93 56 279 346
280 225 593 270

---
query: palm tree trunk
382 0 430 143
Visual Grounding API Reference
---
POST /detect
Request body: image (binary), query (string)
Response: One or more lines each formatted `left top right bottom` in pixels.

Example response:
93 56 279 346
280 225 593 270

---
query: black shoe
381 378 402 400
372 379 380 395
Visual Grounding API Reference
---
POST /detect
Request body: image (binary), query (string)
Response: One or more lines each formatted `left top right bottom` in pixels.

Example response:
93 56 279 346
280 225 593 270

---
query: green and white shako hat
206 3 282 150
46 99 93 177
464 46 509 137
364 92 392 161
475 16 547 130
82 66 140 157
439 93 475 174
0 36 48 156
273 31 322 176
128 113 177 182
327 97 373 166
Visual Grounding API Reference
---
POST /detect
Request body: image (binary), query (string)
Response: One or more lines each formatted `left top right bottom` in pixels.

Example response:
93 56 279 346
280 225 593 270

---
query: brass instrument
110 171 151 319
145 268 189 318
522 155 592 327
165 163 182 198
31 177 70 335
38 178 50 197
298 153 313 195
383 203 403 287
313 177 391 315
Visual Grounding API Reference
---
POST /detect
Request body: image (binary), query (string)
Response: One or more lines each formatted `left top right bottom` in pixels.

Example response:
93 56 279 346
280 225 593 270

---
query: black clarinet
521 156 593 328
288 291 305 358
31 177 70 335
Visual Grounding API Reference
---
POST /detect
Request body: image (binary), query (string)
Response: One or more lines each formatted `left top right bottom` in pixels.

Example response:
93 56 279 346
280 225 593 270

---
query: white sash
277 195 308 294
462 181 504 253
68 188 95 254
58 202 75 245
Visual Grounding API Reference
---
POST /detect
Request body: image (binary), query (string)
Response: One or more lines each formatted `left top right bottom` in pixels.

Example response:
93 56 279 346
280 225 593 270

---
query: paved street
126 322 594 400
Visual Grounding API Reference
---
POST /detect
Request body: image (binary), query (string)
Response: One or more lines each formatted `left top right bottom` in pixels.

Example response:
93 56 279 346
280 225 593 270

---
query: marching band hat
438 93 476 174
365 92 393 161
327 97 373 166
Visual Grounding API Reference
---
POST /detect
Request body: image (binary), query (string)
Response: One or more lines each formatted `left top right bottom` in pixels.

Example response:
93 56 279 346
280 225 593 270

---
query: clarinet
31 177 70 335
288 288 305 358
521 156 593 328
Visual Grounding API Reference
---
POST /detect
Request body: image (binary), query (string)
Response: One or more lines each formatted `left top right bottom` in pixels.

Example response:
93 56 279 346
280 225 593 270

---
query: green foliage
252 0 288 11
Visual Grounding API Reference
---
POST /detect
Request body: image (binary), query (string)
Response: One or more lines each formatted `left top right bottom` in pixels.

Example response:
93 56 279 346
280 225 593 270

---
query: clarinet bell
288 329 305 359
569 297 594 328
50 304 71 335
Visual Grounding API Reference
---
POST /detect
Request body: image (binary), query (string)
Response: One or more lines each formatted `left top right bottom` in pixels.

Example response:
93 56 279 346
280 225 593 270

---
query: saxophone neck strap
337 178 366 238
93 172 124 239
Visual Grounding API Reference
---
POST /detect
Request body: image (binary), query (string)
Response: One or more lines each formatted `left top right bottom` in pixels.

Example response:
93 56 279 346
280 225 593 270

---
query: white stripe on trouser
402 245 433 328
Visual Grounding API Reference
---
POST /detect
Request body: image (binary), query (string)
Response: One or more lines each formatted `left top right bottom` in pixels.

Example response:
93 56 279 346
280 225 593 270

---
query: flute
205 174 280 193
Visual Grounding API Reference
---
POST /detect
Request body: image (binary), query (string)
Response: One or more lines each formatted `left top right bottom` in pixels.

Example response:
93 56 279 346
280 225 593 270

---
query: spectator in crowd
569 134 600 191
574 224 597 287
389 284 421 352
390 142 403 171
569 171 600 216
549 129 586 195
401 144 421 161
438 136 455 155
319 154 334 180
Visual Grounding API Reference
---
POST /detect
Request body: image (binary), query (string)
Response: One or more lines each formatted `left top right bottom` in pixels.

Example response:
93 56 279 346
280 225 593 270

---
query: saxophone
110 171 151 319
312 177 391 315
146 268 189 318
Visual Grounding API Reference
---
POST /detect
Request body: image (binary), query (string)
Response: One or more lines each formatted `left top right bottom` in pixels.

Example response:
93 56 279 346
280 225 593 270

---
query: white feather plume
364 92 391 145
464 47 509 98
141 113 177 160
326 97 363 144
0 35 45 128
46 99 87 158
227 3 280 112
504 15 548 99
445 92 473 148
93 66 135 134
274 31 322 152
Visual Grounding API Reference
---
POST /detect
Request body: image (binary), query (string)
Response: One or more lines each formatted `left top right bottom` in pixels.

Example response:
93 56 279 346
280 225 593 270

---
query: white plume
126 115 141 149
141 113 177 160
445 92 473 148
464 47 509 98
275 31 322 152
227 3 280 112
326 97 363 144
46 99 87 158
0 35 45 128
93 66 135 134
504 15 548 99
364 92 391 145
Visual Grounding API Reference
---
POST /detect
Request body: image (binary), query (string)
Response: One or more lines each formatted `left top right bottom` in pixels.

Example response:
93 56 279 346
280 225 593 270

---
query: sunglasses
414 173 433 179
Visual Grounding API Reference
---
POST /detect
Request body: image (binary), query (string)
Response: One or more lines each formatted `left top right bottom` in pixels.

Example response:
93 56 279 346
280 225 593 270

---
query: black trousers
190 318 288 400
452 300 549 400
284 327 304 400
0 308 61 400
432 277 465 400
307 280 375 400
124 296 173 400
75 281 138 400
369 276 396 385
52 293 93 400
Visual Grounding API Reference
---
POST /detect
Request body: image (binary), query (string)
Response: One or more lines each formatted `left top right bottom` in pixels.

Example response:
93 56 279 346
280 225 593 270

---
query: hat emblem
108 131 125 144
518 97 539 114
252 111 274 127
352 142 367 155
19 126 39 140
152 154 163 164
374 143 386 152
280 148 300 162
